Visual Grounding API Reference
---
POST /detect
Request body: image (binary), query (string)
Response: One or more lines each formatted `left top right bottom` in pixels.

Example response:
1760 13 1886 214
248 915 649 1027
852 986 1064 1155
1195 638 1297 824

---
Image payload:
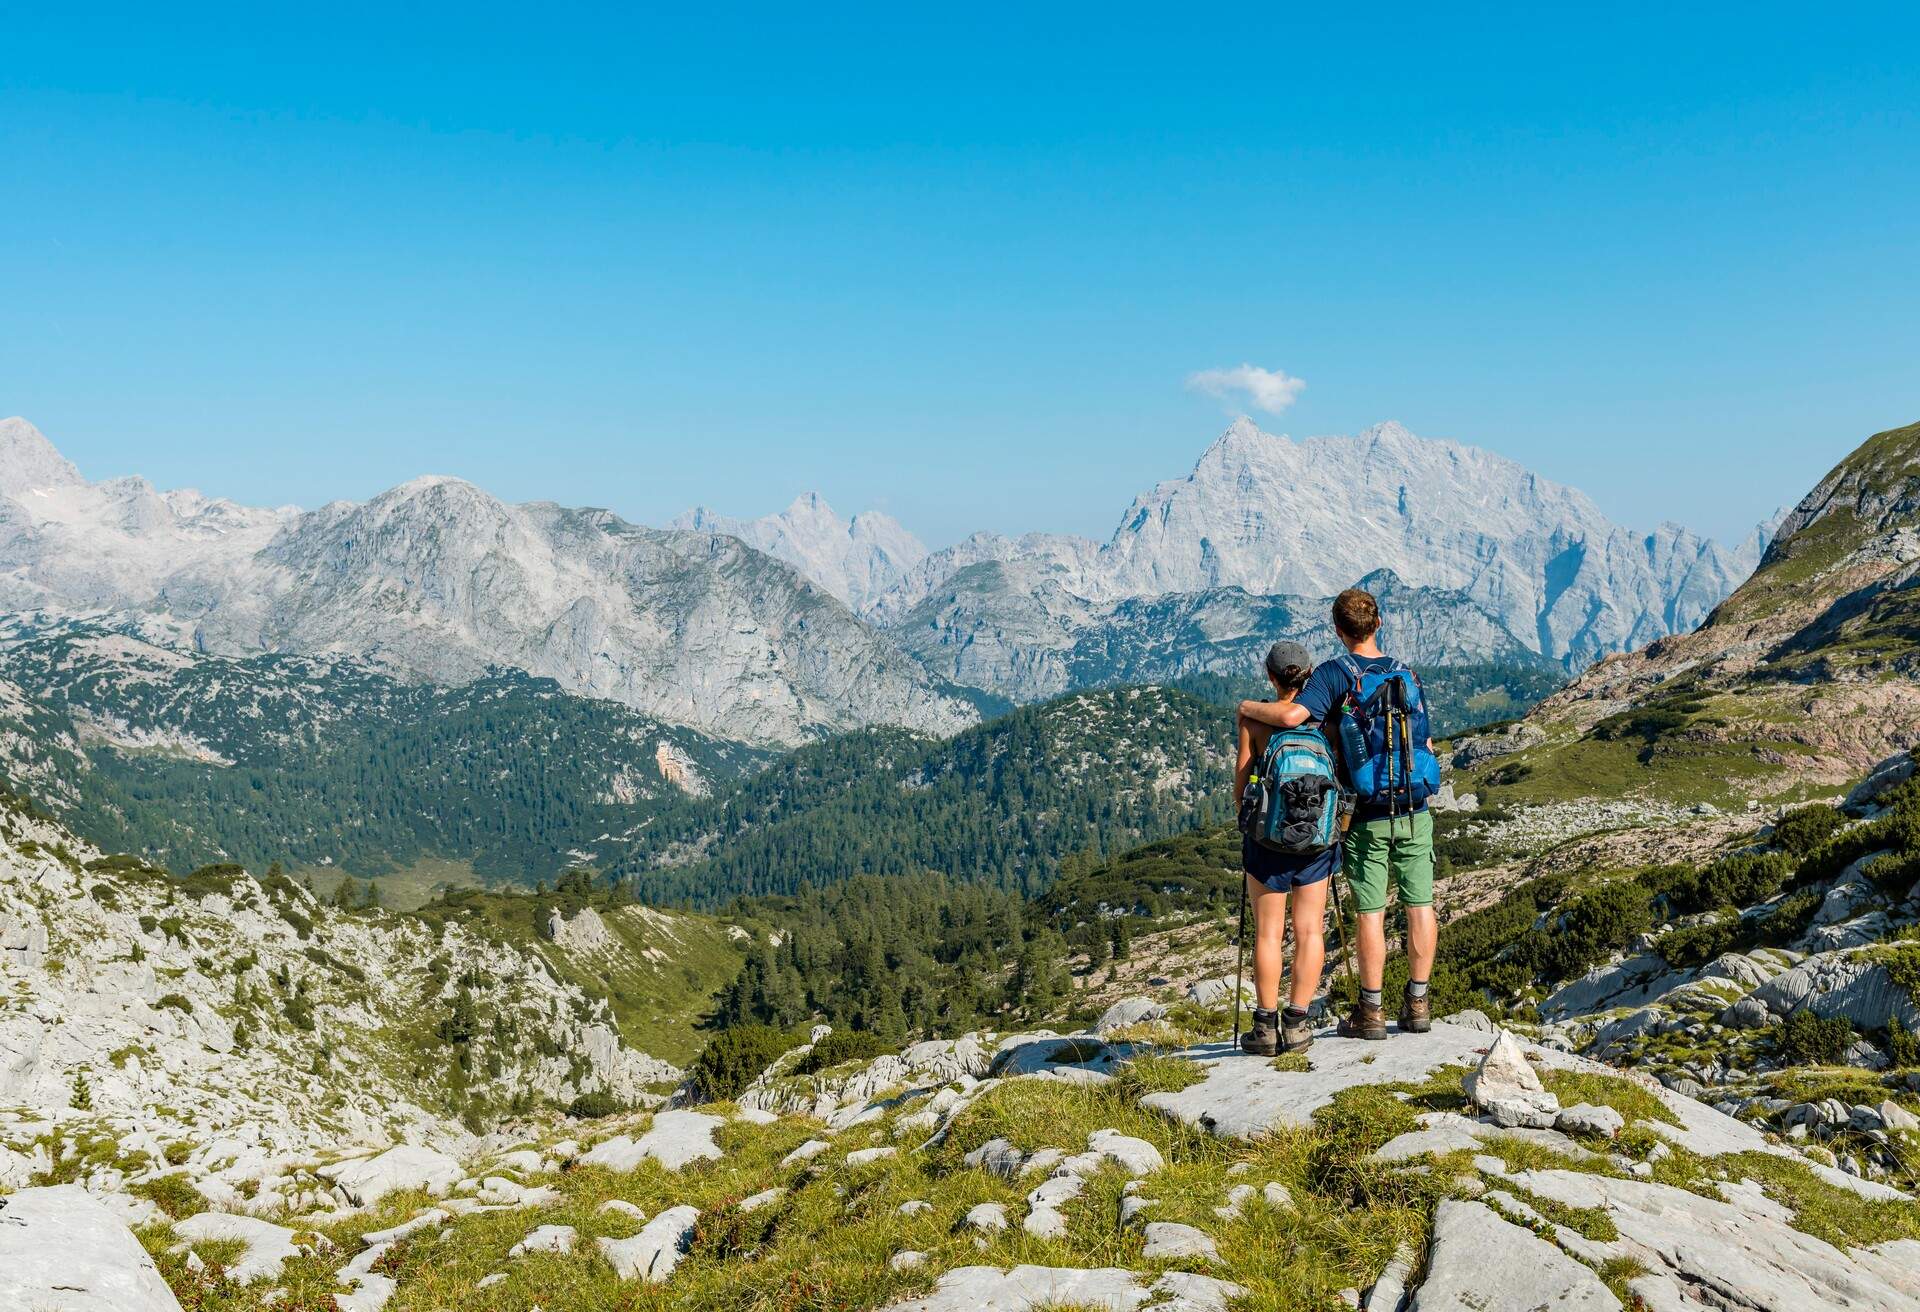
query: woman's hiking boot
1399 984 1432 1033
1239 1008 1280 1057
1337 997 1388 1041
1281 1007 1314 1054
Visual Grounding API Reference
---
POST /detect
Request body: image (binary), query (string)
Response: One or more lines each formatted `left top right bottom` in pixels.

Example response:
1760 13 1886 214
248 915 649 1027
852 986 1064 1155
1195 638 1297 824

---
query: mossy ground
89 1042 1920 1312
133 1057 1467 1312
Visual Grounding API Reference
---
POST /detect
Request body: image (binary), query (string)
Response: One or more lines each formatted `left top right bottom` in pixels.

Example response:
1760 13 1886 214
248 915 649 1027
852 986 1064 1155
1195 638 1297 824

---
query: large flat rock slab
0 1185 184 1311
1412 1199 1619 1311
580 1111 724 1172
1143 1021 1492 1138
881 1264 1243 1312
1514 1168 1920 1311
319 1144 465 1208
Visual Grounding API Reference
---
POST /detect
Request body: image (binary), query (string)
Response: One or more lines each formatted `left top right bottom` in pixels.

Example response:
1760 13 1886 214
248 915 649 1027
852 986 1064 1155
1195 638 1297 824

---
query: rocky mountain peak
0 417 86 497
670 490 929 613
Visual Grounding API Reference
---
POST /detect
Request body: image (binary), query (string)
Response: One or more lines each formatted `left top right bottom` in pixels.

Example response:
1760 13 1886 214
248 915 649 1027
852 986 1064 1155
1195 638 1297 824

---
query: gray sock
1408 979 1430 999
1360 987 1383 1008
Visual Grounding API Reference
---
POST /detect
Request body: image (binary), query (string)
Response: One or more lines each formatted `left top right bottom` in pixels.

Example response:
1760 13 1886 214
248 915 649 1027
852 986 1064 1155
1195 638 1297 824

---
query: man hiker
1237 587 1439 1040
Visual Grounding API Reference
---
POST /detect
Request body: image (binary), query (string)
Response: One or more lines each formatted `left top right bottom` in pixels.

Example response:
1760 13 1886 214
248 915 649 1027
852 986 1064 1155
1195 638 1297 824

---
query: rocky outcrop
882 1265 1244 1312
598 1205 700 1282
0 800 679 1214
1750 948 1920 1031
1413 1199 1619 1311
320 1146 465 1208
1514 1168 1920 1310
579 1111 723 1172
0 1185 183 1311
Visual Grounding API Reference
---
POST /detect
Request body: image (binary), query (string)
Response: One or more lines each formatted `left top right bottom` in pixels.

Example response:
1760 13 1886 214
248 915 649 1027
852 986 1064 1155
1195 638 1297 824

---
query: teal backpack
1242 726 1344 855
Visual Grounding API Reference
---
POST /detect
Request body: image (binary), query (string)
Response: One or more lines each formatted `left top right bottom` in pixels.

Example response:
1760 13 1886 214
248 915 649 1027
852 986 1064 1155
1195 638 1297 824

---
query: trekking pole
1327 863 1356 1010
1232 875 1249 1050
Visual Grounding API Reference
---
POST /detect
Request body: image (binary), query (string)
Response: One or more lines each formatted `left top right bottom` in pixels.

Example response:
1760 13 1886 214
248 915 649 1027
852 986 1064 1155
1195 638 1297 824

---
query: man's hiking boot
1281 1008 1314 1054
1337 997 1388 1041
1239 1009 1280 1057
1400 984 1432 1034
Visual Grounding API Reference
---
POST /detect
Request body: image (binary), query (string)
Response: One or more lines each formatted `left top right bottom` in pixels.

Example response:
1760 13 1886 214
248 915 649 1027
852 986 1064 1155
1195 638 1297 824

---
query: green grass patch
1726 1150 1920 1249
1538 1068 1680 1129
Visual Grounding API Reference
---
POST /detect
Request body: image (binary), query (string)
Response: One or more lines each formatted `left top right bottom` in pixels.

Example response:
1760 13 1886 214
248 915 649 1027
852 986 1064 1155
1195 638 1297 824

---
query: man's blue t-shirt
1296 653 1425 821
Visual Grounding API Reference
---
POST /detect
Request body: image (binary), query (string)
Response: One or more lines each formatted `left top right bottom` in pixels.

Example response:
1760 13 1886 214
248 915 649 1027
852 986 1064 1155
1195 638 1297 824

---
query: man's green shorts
1343 810 1435 914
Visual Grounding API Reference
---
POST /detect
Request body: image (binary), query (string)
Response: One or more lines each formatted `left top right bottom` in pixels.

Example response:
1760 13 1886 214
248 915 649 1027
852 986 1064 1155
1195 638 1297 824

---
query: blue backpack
1332 655 1441 814
1243 726 1344 855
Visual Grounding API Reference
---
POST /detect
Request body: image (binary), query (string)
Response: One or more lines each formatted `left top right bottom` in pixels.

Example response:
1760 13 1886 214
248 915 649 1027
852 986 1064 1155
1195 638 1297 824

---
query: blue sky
3 5 1916 547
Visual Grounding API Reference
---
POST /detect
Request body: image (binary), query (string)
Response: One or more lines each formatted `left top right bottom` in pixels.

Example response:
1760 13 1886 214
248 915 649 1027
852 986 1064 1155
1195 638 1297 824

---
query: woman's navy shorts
1242 833 1337 893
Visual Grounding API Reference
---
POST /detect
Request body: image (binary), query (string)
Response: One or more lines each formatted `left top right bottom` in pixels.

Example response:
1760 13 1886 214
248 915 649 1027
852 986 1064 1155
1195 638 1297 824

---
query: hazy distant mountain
670 492 927 610
0 419 973 747
865 419 1771 676
0 413 1773 743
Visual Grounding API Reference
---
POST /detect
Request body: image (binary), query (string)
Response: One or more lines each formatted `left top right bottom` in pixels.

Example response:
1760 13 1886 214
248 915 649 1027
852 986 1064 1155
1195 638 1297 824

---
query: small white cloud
1185 363 1306 416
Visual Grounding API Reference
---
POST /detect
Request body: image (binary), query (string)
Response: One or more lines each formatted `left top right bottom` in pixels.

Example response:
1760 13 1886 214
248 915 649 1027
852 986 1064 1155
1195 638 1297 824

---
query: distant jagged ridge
686 421 1773 688
0 417 974 748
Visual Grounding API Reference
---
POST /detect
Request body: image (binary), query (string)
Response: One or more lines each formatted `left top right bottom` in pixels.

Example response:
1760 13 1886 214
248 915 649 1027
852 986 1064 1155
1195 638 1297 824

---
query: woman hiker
1233 640 1331 1055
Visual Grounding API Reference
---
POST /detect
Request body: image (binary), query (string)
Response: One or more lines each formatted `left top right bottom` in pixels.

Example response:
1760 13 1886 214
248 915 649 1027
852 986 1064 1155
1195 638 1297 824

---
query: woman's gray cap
1265 640 1314 678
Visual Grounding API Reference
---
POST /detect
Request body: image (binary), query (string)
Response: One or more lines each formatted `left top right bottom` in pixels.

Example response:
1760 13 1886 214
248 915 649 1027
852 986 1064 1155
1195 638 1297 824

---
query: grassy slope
408 890 748 1066
1454 419 1920 811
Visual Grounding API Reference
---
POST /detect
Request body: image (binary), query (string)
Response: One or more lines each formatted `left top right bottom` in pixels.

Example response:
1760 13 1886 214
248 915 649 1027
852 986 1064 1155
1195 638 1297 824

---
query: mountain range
2 414 1772 745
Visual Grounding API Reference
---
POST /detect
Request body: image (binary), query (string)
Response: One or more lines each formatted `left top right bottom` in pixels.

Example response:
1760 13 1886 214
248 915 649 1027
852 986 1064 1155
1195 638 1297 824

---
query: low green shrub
688 1025 795 1101
1771 805 1845 856
1888 1018 1920 1070
793 1028 891 1074
565 1089 626 1119
1780 1009 1854 1065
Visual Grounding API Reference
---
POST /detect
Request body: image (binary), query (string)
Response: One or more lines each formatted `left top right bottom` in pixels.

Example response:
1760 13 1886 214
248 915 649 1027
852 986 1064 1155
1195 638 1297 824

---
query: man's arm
1237 699 1310 729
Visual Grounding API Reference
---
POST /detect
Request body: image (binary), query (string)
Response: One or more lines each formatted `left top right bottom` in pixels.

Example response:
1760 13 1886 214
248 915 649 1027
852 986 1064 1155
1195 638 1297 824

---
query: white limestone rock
1141 1221 1220 1262
597 1205 700 1283
1464 1030 1560 1126
1513 1167 1920 1311
781 1138 832 1167
319 1146 465 1208
1087 1128 1164 1177
1412 1199 1617 1311
580 1111 724 1172
508 1224 577 1258
880 1264 1244 1312
0 1185 183 1312
964 1202 1010 1233
173 1211 312 1283
1556 1103 1626 1138
1093 997 1167 1036
1365 1242 1416 1312
737 1187 784 1213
